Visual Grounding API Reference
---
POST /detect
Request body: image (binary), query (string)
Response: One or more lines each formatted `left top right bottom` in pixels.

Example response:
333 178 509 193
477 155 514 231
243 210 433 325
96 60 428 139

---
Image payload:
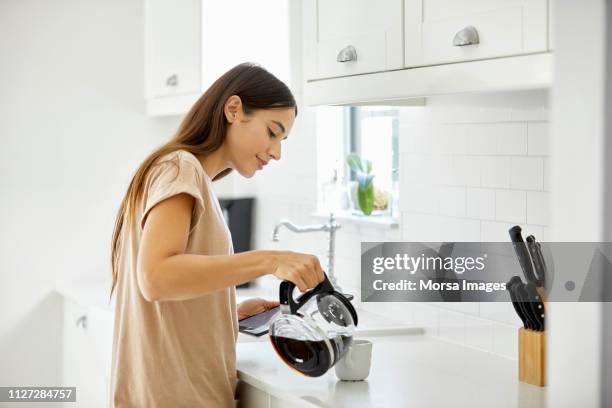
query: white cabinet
404 0 549 67
236 381 269 408
62 298 113 407
303 0 403 80
144 0 201 100
302 0 553 106
144 0 291 116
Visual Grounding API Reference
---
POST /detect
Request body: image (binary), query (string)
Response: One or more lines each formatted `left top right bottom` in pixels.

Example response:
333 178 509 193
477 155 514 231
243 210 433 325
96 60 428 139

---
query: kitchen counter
236 334 546 408
55 280 423 341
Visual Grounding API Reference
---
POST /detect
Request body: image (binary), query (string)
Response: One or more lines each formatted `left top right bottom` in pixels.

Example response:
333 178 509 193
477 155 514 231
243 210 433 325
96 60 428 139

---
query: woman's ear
224 95 243 123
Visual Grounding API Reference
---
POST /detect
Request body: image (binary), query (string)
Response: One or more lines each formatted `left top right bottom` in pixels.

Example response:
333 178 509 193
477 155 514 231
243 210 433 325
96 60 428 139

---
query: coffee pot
269 274 358 377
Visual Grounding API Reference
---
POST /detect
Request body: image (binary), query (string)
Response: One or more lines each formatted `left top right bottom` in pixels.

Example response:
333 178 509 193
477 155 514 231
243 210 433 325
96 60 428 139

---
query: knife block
518 328 546 386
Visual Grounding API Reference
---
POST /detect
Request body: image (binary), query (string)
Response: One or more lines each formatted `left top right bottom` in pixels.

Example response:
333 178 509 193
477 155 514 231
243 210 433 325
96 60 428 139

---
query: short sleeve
140 151 206 233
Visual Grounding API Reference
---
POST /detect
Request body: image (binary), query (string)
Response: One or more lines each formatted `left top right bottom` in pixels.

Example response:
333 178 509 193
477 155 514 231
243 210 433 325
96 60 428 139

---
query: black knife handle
525 236 545 287
509 226 538 285
507 276 529 329
513 280 540 331
525 282 545 331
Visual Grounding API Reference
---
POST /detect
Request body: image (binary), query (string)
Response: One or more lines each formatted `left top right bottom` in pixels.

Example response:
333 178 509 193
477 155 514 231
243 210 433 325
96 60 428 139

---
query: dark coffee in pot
270 335 353 377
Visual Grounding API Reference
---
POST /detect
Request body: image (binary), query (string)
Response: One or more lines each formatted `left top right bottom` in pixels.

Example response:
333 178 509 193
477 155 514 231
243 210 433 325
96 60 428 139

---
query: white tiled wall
248 89 550 361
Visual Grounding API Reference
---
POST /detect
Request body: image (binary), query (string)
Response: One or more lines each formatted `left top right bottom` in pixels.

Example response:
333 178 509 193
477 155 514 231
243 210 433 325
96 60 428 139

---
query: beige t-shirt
110 150 239 408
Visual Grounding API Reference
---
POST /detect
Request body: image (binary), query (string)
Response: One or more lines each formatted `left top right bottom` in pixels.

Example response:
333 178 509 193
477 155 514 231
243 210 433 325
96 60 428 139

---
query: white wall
0 0 181 386
246 86 551 360
547 0 606 406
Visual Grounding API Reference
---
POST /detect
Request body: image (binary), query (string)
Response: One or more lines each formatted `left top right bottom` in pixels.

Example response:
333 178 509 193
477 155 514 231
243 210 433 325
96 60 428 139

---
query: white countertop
237 334 546 408
54 280 423 339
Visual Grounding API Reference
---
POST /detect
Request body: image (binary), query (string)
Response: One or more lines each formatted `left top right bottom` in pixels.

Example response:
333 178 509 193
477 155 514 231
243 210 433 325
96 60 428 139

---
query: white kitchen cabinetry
303 0 553 106
235 380 316 408
144 0 201 115
303 0 403 81
405 0 548 67
145 0 290 116
62 298 113 407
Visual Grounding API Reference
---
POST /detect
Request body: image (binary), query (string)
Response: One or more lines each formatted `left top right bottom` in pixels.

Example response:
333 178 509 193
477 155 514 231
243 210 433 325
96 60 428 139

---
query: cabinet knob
337 45 357 62
166 74 178 87
453 26 480 46
75 315 88 329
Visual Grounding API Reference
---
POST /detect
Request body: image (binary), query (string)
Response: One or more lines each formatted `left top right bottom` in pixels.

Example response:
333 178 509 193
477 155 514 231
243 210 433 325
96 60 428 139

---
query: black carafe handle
279 273 335 315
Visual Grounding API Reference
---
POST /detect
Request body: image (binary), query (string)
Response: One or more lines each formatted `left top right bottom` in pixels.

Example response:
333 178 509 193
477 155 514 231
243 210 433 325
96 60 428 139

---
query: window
346 106 399 197
315 105 400 220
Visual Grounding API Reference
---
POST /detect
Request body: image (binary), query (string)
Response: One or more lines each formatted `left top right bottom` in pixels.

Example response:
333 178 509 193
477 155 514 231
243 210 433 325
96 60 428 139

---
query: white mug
334 339 373 381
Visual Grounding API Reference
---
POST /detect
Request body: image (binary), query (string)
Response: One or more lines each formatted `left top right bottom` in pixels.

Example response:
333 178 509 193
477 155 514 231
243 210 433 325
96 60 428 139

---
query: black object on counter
507 276 530 329
509 226 538 285
526 235 547 287
525 282 545 331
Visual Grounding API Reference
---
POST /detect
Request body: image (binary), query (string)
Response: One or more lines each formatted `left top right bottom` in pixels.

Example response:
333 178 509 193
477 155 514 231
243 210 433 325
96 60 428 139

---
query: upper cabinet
404 0 548 67
303 0 553 106
145 0 291 116
303 0 404 80
144 0 201 100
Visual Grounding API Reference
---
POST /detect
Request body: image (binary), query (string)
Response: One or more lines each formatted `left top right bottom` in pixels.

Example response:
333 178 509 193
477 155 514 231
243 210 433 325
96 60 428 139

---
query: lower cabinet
235 380 309 408
62 298 113 407
236 381 269 408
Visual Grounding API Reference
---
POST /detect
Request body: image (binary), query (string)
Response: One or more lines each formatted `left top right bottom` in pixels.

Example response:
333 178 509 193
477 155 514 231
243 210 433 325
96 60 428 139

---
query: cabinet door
63 299 113 408
145 0 201 98
405 0 548 67
304 0 403 80
235 380 269 408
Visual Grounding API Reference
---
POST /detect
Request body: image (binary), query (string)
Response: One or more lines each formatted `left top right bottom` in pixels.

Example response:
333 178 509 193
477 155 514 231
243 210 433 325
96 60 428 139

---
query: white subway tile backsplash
451 156 481 186
495 190 526 223
527 122 550 156
527 192 550 226
481 221 518 242
466 188 495 219
451 218 481 242
543 157 551 191
496 123 528 155
481 156 511 188
439 186 466 217
438 124 470 155
468 124 498 155
510 157 544 190
401 153 428 185
401 184 440 214
393 92 551 357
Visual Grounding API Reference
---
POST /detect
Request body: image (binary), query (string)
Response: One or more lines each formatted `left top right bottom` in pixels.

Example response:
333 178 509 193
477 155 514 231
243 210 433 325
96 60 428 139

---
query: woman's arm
137 193 323 302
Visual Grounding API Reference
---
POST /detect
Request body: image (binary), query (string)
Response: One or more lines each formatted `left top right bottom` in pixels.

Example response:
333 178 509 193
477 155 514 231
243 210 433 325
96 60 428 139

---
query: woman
109 62 325 407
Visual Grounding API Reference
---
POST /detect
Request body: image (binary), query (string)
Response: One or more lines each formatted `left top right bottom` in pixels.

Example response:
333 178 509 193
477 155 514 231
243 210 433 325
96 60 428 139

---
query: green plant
346 152 375 215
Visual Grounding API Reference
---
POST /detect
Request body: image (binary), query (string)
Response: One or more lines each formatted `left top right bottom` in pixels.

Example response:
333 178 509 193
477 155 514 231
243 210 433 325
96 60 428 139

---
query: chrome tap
272 212 342 290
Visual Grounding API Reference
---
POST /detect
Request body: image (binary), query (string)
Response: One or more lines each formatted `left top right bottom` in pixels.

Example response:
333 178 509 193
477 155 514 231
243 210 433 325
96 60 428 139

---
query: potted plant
346 152 375 215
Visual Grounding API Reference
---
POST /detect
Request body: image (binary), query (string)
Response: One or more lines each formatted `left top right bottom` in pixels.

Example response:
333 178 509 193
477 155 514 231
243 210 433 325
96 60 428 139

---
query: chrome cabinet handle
166 74 178 87
75 315 88 329
337 45 357 62
453 26 480 46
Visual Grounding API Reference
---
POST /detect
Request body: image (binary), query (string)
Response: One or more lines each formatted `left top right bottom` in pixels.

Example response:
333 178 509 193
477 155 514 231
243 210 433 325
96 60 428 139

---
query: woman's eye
268 128 276 138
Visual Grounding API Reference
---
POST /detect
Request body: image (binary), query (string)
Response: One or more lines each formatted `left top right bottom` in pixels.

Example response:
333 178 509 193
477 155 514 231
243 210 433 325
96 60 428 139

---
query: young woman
109 63 325 407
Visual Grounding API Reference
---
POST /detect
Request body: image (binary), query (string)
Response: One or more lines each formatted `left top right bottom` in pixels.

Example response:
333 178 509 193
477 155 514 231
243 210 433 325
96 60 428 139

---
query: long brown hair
110 62 297 300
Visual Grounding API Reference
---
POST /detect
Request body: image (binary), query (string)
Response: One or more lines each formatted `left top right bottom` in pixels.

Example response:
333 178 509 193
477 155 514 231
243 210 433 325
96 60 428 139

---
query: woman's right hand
271 251 325 292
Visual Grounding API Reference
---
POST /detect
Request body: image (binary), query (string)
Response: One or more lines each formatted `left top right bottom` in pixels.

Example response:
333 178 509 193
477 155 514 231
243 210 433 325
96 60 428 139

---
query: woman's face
224 96 296 178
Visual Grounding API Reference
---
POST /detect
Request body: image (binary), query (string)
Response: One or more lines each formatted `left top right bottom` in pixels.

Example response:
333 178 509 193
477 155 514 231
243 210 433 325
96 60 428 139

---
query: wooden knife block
518 328 546 386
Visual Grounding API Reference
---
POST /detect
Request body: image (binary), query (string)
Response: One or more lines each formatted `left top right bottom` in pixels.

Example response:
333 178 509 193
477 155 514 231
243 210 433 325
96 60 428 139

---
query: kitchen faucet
272 212 343 291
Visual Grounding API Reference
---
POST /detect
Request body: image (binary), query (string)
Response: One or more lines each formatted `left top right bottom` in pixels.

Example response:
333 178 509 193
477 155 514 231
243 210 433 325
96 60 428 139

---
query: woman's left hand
237 297 280 320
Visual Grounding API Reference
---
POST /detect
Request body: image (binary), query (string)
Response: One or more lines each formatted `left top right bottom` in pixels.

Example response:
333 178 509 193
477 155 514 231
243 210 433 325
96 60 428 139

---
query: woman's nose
268 143 281 161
